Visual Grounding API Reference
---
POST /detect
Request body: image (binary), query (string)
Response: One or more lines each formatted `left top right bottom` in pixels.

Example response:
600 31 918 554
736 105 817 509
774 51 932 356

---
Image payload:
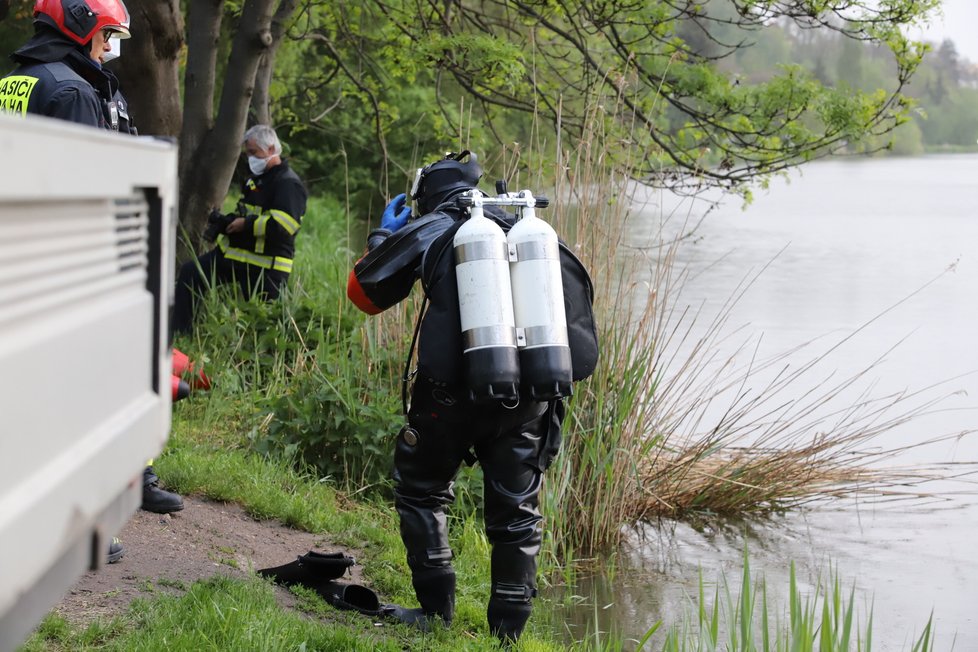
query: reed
652 553 938 652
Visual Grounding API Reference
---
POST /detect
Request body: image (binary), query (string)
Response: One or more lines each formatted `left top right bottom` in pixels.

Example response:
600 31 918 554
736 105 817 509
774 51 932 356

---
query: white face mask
248 155 269 175
102 36 121 62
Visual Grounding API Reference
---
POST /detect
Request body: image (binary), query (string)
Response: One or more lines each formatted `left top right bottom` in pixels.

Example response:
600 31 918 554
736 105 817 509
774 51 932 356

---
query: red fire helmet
33 0 130 45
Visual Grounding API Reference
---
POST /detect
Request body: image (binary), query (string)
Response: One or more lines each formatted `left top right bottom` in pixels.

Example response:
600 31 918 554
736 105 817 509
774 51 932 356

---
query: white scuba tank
508 200 573 399
453 198 520 400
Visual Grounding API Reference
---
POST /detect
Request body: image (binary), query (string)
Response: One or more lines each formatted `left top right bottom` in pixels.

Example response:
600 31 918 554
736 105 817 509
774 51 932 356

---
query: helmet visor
105 24 131 39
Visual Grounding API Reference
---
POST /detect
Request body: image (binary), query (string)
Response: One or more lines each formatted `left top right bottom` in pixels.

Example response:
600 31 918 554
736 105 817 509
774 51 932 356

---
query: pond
545 154 978 649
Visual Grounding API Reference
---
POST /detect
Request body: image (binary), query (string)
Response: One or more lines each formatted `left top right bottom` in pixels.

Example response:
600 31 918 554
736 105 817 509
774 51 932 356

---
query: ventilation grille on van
114 195 150 272
0 194 149 328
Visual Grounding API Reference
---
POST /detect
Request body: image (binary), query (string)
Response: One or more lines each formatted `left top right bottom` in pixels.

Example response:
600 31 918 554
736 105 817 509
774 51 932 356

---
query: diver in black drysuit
347 151 598 643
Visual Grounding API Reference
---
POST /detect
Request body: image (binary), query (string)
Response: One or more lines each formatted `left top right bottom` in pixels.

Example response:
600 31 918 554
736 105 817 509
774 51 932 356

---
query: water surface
547 154 978 649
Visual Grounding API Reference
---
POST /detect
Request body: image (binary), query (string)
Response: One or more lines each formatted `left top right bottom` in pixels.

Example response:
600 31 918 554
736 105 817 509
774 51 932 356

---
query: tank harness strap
401 294 428 416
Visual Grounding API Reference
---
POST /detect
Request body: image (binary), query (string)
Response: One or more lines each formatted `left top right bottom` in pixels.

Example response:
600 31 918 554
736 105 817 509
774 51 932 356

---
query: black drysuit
347 197 598 639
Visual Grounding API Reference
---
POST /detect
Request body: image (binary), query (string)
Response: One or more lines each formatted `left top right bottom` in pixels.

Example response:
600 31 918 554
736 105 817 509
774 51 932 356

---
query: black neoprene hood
411 151 483 214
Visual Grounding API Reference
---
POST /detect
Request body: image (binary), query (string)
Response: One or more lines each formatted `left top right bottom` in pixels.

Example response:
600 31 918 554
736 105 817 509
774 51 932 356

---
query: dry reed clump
632 445 913 520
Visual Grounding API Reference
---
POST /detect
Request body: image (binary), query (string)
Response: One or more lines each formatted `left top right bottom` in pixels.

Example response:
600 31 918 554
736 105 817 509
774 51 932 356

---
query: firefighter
1 0 132 133
172 124 308 335
347 152 598 643
2 1 184 561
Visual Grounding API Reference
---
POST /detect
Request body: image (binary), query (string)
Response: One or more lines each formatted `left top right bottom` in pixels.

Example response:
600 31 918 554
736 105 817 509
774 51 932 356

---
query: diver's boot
383 566 455 631
141 466 184 514
413 566 456 625
487 582 535 644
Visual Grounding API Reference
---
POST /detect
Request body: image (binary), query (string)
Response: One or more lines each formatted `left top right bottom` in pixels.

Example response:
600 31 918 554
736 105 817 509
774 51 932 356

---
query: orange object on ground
171 375 190 402
172 347 211 390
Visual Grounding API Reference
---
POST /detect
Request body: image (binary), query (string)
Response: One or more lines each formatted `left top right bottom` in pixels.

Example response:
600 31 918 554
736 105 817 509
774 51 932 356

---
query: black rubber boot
141 466 184 514
383 566 456 631
317 582 382 615
257 550 354 587
487 586 534 644
412 566 456 625
380 604 433 630
107 537 124 564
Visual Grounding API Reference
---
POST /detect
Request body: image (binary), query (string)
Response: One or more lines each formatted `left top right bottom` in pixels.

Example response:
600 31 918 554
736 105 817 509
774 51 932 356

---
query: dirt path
56 496 367 626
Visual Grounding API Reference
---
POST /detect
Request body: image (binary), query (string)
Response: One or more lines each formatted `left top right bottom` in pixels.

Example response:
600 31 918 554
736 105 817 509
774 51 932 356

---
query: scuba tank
506 191 573 399
453 192 520 401
454 187 573 401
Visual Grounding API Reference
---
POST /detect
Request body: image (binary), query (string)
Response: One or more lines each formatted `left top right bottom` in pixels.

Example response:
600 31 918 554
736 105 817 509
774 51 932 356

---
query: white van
0 113 177 650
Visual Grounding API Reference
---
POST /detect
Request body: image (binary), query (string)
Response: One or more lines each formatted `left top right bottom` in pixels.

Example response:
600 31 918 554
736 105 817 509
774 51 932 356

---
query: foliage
6 0 972 215
236 0 954 211
175 196 406 493
0 1 31 59
256 338 402 490
714 16 978 154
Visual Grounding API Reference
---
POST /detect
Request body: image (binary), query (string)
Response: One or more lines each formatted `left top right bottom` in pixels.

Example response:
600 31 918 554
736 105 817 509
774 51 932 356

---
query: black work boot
141 466 184 514
488 583 535 644
107 537 125 564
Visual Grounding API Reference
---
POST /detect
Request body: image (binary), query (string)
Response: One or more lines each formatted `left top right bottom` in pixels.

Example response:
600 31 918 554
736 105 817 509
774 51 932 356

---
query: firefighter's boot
107 537 124 564
141 466 184 514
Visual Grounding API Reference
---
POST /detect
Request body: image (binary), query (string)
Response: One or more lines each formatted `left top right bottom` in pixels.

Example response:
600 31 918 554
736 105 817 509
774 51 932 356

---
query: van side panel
0 113 177 650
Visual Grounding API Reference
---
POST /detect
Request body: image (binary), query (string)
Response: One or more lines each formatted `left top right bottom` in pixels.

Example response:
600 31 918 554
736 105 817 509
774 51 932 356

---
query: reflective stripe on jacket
215 234 294 272
225 161 307 270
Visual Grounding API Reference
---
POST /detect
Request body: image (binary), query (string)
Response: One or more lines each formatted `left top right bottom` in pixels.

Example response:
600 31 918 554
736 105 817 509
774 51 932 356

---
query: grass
23 576 438 651
662 553 939 652
18 429 941 651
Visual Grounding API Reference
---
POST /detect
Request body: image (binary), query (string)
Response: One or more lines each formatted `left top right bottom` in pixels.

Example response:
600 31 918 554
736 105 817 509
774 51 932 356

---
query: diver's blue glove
380 193 412 232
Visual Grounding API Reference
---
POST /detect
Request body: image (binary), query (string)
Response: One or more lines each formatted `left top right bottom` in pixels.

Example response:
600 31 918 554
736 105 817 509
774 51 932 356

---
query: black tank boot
412 565 456 624
486 542 540 644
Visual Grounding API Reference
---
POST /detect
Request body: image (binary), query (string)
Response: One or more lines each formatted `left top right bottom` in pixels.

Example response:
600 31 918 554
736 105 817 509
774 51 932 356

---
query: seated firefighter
173 124 308 334
346 151 598 643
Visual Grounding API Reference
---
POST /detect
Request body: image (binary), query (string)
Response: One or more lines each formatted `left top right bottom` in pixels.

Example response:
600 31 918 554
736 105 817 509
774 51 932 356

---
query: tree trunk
111 0 183 138
179 0 277 250
179 0 223 198
251 0 299 126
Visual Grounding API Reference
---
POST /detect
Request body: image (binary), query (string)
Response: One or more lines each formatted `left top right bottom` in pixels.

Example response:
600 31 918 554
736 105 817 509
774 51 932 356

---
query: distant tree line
714 17 978 156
